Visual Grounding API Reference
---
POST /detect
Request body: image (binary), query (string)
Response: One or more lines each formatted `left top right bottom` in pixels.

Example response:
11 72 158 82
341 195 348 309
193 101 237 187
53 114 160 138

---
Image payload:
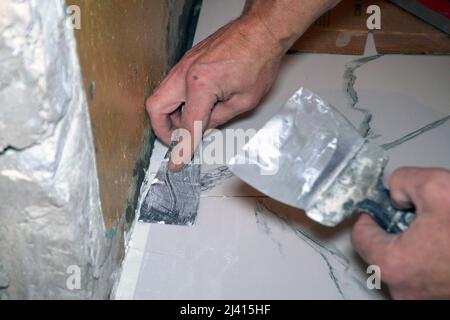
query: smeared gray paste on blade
139 144 201 225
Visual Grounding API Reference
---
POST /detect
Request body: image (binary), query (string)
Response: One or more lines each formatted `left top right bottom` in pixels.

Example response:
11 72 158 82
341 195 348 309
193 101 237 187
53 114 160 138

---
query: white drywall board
115 0 450 299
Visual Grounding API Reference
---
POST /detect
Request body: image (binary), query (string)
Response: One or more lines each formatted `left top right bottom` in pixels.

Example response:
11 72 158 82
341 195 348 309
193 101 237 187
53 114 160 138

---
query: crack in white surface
254 200 355 299
343 54 382 138
254 201 285 256
382 115 450 150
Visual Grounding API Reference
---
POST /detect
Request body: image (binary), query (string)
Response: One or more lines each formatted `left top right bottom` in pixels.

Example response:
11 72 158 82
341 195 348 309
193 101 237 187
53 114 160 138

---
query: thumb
351 214 395 266
168 84 216 172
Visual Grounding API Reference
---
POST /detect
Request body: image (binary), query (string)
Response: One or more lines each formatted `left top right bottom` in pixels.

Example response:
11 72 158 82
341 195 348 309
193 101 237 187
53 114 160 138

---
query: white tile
113 222 151 300
133 197 384 299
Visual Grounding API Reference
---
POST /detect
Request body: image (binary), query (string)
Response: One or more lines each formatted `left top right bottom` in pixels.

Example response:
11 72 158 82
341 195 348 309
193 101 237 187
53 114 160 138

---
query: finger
169 107 183 128
208 94 258 128
146 69 187 145
389 167 450 214
168 80 217 171
208 102 242 128
146 100 181 144
388 168 419 209
351 214 395 266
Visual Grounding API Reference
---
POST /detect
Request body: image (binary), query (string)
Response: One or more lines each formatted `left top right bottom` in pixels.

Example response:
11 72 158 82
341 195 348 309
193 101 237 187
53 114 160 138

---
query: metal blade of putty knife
139 142 201 225
228 87 415 233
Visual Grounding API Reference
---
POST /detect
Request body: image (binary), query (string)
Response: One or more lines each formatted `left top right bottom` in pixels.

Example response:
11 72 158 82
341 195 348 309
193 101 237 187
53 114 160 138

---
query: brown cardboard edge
374 32 450 55
291 28 368 55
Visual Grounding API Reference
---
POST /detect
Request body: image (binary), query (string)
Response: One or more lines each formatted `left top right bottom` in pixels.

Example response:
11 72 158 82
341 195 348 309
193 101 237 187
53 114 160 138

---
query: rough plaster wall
0 0 115 299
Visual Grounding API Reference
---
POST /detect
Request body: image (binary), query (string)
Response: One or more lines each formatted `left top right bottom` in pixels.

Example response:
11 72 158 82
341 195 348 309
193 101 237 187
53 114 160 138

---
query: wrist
239 0 340 54
235 14 287 58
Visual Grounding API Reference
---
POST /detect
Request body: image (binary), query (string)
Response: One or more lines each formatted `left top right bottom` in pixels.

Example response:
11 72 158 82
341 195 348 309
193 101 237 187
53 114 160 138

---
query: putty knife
228 87 415 233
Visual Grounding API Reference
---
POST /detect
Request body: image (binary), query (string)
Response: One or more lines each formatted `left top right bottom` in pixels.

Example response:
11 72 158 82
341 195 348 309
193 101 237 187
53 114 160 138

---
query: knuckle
145 96 156 113
350 219 365 248
350 231 362 253
431 169 450 187
151 126 161 138
182 50 199 64
419 173 443 196
389 167 413 188
175 59 192 76
231 94 260 113
186 65 214 87
240 96 259 111
419 170 450 202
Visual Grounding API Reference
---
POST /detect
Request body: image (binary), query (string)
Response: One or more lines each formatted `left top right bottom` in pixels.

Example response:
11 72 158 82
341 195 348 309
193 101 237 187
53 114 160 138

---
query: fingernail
168 159 181 172
167 144 190 173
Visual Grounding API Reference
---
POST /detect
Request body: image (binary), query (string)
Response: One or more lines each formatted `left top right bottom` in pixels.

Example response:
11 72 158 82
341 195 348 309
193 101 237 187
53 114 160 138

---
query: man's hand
146 17 283 171
352 167 450 299
146 0 339 171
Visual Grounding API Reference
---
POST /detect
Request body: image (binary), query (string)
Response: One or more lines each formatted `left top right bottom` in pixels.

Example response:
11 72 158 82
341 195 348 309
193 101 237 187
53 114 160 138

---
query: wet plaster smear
0 0 118 299
115 0 450 299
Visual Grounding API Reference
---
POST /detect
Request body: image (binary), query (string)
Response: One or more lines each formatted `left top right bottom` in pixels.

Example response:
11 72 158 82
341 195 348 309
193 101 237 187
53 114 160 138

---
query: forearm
240 0 340 53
